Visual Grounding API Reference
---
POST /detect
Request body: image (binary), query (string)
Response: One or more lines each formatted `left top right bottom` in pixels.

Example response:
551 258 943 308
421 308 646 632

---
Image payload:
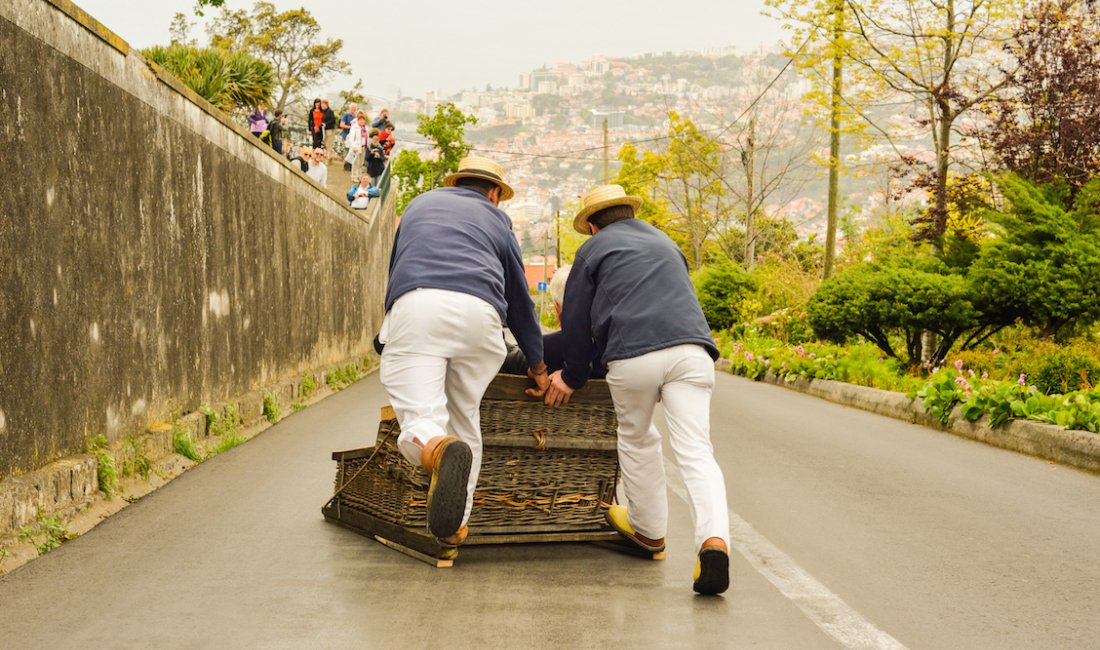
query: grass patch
290 401 306 412
201 402 246 458
87 434 117 497
263 392 282 424
172 424 202 462
207 432 246 457
301 371 317 398
121 436 153 480
18 516 75 555
326 362 363 392
201 403 242 438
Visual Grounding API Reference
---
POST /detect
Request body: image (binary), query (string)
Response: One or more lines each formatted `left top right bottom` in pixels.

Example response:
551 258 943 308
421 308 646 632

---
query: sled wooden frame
322 374 666 566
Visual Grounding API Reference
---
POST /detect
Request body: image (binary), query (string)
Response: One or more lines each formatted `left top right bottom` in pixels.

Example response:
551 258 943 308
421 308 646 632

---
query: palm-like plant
142 44 273 112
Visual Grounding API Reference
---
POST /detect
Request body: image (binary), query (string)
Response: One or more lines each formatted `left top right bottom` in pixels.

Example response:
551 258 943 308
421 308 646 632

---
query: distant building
505 102 533 120
588 59 610 75
524 260 558 291
536 80 559 95
590 108 625 129
530 69 559 91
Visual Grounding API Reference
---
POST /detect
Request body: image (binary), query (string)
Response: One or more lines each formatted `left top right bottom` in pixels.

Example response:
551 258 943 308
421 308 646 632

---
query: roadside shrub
1030 346 1100 394
807 258 979 367
692 261 757 330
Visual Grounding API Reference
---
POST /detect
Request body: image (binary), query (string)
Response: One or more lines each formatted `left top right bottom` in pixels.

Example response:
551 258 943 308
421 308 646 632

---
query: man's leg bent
606 355 667 541
444 345 505 525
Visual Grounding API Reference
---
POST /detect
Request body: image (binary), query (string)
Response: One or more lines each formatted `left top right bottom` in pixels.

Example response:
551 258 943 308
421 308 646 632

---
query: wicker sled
322 374 662 566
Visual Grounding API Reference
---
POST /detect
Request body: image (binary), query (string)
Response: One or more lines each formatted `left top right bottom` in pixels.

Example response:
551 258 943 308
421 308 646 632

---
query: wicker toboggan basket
323 374 625 563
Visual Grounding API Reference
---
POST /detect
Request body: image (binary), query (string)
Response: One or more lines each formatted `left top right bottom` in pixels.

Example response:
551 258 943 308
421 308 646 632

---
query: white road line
664 459 908 650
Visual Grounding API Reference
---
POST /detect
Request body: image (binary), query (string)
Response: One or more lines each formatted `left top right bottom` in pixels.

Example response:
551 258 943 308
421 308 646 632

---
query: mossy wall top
0 1 394 479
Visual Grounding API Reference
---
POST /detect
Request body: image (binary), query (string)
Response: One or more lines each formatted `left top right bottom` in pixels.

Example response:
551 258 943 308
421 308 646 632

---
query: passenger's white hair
549 264 571 307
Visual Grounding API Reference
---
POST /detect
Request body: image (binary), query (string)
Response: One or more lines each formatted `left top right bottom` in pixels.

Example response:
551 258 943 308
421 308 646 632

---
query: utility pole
555 210 561 268
603 117 609 184
542 226 550 324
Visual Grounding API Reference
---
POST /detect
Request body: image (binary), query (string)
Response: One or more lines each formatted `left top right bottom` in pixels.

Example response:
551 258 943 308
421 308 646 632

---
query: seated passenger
347 174 376 209
501 264 607 379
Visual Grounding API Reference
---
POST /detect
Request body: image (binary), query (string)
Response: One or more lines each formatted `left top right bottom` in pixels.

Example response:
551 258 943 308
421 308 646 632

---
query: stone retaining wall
0 0 395 480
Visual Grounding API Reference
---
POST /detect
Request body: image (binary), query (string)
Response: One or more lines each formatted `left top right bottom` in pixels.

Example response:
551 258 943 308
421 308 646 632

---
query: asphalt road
2 373 1099 649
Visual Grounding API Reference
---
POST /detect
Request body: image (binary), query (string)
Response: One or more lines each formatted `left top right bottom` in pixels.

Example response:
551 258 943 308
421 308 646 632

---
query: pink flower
968 369 975 377
993 348 1000 356
981 371 989 380
795 345 806 358
1018 373 1027 386
954 376 972 392
764 359 771 367
808 352 817 359
954 359 964 371
745 352 754 362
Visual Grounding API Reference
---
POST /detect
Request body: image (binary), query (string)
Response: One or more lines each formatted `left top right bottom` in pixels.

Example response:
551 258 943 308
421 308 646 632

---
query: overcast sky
75 1 787 101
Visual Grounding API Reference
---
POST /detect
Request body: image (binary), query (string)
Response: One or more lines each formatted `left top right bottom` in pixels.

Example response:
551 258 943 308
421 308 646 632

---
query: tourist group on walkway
244 99 396 210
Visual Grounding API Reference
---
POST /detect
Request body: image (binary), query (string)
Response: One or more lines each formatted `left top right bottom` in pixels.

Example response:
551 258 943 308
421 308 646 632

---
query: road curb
752 370 1100 475
0 358 377 548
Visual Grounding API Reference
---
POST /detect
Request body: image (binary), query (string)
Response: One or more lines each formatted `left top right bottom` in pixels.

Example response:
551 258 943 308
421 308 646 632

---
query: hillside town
385 47 831 261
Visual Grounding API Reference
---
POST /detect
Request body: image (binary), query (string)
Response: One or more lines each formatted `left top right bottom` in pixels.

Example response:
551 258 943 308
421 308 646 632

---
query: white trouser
606 344 730 551
379 289 507 525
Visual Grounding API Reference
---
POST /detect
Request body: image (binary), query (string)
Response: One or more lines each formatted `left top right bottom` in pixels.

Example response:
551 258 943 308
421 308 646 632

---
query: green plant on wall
87 435 117 497
121 437 153 480
18 516 75 555
200 403 245 457
172 424 203 462
201 403 242 438
301 371 318 398
262 392 282 424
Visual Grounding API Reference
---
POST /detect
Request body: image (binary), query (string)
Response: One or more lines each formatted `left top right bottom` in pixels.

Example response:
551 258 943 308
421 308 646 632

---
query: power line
400 140 607 162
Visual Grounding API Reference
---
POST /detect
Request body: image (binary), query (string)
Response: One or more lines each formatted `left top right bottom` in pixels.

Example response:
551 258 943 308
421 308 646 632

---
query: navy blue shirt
385 186 543 368
560 218 718 389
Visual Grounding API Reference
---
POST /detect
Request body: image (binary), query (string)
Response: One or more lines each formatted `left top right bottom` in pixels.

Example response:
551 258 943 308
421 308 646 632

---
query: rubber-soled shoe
421 435 472 539
605 505 665 553
693 538 730 595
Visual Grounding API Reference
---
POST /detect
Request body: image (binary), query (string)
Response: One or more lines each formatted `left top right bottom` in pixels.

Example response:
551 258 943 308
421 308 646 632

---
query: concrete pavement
1 373 1099 648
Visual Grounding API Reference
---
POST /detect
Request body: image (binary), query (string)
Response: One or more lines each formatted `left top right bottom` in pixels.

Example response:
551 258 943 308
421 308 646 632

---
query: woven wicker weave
331 375 620 532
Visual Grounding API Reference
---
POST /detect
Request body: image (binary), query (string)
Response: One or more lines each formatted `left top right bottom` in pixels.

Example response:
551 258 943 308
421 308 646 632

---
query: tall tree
765 0 866 278
207 2 348 112
985 0 1100 197
615 112 728 271
722 77 818 269
169 12 196 46
392 102 478 214
841 0 1023 247
338 79 368 113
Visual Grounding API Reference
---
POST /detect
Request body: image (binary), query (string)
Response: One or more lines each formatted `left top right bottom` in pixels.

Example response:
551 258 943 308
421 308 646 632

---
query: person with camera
366 130 386 186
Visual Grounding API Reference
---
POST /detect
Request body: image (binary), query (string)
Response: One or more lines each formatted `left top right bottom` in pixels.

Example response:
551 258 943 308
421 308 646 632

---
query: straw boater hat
573 184 643 234
443 156 515 201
